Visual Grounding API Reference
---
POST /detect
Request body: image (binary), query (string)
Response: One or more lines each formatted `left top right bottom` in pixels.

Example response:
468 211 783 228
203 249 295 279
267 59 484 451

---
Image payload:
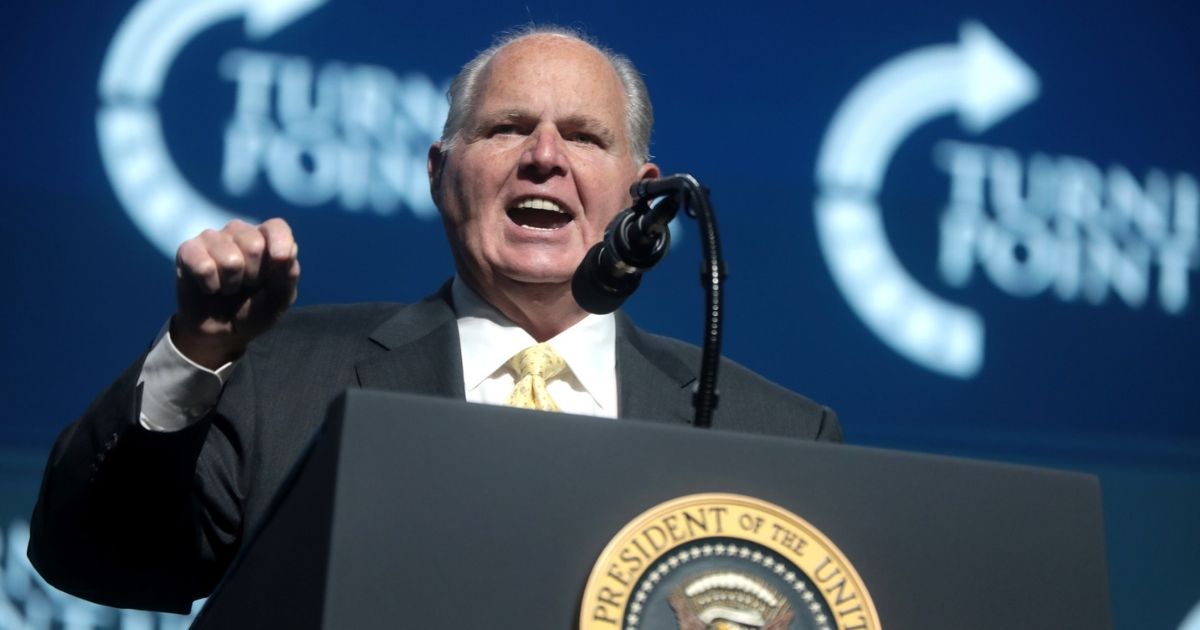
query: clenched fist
170 218 300 369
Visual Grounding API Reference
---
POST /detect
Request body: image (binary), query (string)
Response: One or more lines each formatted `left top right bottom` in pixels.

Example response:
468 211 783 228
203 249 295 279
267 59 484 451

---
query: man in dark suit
29 26 840 613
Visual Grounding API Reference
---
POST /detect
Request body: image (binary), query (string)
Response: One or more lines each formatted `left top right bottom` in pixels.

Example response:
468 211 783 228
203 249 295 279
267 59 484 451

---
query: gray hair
439 25 654 164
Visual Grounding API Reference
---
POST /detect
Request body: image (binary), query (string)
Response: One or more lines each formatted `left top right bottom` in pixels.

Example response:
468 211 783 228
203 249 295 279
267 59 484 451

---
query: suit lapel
615 313 697 427
355 285 466 400
352 288 695 423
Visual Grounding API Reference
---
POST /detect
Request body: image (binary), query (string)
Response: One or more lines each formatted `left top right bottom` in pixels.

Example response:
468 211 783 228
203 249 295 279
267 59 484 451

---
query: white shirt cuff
137 330 237 432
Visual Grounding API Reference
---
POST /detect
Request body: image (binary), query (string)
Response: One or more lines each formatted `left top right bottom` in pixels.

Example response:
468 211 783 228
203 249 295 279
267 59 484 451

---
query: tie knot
508 343 567 381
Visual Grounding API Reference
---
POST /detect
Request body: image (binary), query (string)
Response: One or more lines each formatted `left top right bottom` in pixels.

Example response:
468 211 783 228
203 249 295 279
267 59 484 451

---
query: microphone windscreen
571 244 641 314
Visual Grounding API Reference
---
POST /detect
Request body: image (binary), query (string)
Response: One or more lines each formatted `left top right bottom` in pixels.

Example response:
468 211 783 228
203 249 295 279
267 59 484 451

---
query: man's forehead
481 34 621 93
466 35 627 127
492 33 608 65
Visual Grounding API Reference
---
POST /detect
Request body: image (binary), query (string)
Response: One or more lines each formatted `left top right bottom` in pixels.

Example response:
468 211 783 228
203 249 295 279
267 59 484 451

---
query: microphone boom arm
571 174 725 429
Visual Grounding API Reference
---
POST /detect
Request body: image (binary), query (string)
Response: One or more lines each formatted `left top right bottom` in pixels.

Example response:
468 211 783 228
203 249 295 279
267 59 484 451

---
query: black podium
193 389 1111 629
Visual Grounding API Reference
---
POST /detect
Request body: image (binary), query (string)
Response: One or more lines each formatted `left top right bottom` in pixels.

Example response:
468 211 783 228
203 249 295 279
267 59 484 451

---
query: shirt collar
451 276 616 409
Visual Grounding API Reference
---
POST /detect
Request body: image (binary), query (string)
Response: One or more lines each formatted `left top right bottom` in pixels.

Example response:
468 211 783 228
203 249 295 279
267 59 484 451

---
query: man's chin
490 254 580 286
499 269 574 287
485 262 577 291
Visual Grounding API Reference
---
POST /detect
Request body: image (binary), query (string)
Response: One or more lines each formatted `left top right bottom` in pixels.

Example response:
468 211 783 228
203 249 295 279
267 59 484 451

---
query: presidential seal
580 494 879 630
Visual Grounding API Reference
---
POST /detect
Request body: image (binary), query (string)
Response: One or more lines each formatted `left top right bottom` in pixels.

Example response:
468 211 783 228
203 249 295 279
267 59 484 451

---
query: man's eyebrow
466 108 530 136
561 114 618 144
476 108 531 123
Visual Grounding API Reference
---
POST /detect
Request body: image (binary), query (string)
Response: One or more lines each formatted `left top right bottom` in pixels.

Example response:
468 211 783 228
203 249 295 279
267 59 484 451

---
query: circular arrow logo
813 21 1040 378
96 0 328 258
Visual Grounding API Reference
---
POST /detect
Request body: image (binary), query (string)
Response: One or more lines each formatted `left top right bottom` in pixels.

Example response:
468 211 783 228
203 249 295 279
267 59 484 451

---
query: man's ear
427 143 446 208
636 161 661 182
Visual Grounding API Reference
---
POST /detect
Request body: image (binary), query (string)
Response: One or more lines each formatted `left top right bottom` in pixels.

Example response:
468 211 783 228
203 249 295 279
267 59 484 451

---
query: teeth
514 198 564 213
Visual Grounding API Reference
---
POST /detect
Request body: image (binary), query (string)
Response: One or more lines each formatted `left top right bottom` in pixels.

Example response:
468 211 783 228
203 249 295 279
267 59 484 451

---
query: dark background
1 1 1196 628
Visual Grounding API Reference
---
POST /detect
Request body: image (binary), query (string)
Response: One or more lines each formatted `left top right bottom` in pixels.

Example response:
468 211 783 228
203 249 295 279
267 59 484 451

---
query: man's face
431 36 658 293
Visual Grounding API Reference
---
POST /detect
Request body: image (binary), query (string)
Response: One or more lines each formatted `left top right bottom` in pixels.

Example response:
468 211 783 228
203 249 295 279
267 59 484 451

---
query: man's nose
519 126 569 178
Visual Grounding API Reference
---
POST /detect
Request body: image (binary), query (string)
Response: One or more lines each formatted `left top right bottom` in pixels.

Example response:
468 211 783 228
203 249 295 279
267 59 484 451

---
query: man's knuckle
244 234 266 255
218 252 244 272
180 257 218 285
177 240 200 260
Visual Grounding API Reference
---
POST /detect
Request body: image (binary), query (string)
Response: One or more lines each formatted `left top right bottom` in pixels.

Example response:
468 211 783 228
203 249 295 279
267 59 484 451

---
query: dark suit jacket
28 288 840 613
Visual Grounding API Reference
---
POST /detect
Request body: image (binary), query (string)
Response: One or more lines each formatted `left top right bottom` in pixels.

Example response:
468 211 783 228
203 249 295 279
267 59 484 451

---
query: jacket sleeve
27 354 232 613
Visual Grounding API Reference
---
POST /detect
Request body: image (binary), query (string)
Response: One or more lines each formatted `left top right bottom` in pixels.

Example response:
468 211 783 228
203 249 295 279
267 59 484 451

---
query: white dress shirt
137 332 234 432
452 278 617 417
136 278 617 431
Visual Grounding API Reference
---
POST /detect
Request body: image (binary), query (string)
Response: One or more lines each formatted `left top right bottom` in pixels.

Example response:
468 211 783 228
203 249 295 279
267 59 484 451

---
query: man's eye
490 124 520 136
569 132 600 145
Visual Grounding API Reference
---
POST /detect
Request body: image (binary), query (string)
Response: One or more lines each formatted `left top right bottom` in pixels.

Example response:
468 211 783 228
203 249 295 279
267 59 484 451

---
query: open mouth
507 197 573 230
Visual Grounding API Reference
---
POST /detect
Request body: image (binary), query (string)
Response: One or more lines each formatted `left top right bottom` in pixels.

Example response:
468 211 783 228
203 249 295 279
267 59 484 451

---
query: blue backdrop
1 1 1197 628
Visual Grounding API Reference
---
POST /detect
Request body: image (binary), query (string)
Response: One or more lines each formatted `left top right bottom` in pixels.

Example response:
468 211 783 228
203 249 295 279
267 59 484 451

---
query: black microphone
572 182 681 314
629 174 697 200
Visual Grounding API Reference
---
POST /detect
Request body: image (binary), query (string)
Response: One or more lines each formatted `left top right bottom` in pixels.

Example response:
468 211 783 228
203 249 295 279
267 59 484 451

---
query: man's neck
458 273 587 342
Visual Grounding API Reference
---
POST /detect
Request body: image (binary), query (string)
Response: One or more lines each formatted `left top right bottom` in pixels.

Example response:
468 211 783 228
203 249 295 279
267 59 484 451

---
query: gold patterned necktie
506 343 567 412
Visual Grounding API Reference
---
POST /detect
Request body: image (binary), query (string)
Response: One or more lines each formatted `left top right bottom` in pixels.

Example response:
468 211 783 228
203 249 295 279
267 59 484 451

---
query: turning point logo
815 21 1198 378
97 0 447 259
